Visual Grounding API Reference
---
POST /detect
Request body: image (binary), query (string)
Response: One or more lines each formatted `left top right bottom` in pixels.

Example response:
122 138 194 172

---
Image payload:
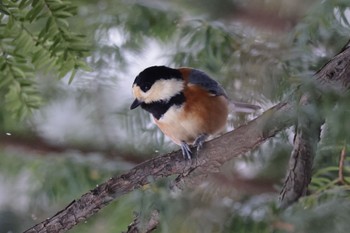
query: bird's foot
193 134 208 153
181 141 192 160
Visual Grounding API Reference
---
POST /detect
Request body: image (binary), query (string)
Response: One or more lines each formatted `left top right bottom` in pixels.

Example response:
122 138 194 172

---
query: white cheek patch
132 85 142 99
144 79 184 103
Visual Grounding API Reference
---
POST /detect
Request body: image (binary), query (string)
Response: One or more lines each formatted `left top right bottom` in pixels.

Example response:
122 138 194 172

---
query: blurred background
1 0 350 232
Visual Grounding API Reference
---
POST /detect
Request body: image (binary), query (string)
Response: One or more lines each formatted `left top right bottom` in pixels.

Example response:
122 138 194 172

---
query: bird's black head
130 66 184 109
133 66 182 91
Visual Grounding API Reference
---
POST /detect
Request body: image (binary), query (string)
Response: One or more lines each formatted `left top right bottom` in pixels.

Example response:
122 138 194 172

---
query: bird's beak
130 99 142 110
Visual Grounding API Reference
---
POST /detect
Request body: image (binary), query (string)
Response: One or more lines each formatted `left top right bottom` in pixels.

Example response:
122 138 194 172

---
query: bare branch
144 210 159 233
23 101 295 233
314 44 350 93
23 42 350 233
123 213 140 233
123 210 159 233
280 45 350 207
338 145 348 185
280 94 323 207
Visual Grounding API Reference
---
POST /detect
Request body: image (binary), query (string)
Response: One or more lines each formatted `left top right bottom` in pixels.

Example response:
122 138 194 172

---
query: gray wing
188 69 227 97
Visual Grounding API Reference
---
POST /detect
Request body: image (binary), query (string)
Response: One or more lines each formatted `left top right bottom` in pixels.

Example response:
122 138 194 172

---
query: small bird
130 66 259 159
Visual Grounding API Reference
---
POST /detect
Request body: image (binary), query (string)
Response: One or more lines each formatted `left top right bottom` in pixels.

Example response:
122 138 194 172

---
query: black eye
141 82 152 92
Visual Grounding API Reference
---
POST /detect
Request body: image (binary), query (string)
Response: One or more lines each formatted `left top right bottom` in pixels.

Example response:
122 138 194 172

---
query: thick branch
24 42 350 233
280 94 323 207
314 41 350 93
280 44 350 206
23 101 295 233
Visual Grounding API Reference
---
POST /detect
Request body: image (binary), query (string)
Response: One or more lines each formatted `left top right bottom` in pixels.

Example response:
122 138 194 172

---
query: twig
123 210 159 233
338 145 347 185
124 212 140 233
144 210 159 233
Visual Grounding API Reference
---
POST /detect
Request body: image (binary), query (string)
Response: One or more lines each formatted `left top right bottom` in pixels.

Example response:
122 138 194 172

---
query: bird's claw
193 134 208 152
181 141 192 160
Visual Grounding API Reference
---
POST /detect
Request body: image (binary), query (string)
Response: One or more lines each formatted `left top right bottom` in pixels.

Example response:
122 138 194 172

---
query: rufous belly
154 86 228 145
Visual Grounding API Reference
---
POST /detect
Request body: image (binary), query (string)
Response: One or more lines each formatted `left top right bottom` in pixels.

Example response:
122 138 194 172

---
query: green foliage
172 20 240 72
0 0 90 122
1 0 350 233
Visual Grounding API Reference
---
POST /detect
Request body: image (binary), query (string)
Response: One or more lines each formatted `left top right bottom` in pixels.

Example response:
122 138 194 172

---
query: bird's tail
229 101 261 113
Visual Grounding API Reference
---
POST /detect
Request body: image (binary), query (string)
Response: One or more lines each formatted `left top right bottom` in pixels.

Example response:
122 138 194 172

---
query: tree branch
23 101 295 233
23 43 350 232
337 145 347 185
123 210 159 233
280 94 323 207
280 43 350 206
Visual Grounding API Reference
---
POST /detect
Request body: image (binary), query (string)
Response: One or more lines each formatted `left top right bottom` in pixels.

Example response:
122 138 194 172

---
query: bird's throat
141 92 185 120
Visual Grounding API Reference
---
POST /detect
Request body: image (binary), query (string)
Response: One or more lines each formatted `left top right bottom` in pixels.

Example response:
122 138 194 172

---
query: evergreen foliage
0 0 350 232
0 0 89 122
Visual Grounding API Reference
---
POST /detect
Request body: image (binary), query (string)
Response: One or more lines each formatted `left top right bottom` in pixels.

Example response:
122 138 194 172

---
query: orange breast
154 84 228 145
183 84 229 136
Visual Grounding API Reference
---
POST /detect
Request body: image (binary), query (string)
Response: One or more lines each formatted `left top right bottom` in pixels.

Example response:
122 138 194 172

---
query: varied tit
130 66 260 159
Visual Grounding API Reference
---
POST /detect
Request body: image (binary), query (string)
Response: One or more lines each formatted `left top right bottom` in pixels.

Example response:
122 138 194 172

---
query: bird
130 66 260 159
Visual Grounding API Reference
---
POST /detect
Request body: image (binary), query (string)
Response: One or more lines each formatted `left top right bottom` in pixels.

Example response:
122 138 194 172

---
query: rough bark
123 210 159 233
23 42 350 232
23 101 294 233
280 94 323 207
280 41 350 206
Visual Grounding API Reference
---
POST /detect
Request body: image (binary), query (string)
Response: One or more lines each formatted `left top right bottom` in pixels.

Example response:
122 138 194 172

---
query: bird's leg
193 133 208 153
181 141 192 160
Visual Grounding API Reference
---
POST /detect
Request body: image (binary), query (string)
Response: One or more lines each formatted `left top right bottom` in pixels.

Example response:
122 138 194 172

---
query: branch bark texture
280 43 350 206
24 101 294 233
280 94 323 207
24 42 350 233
